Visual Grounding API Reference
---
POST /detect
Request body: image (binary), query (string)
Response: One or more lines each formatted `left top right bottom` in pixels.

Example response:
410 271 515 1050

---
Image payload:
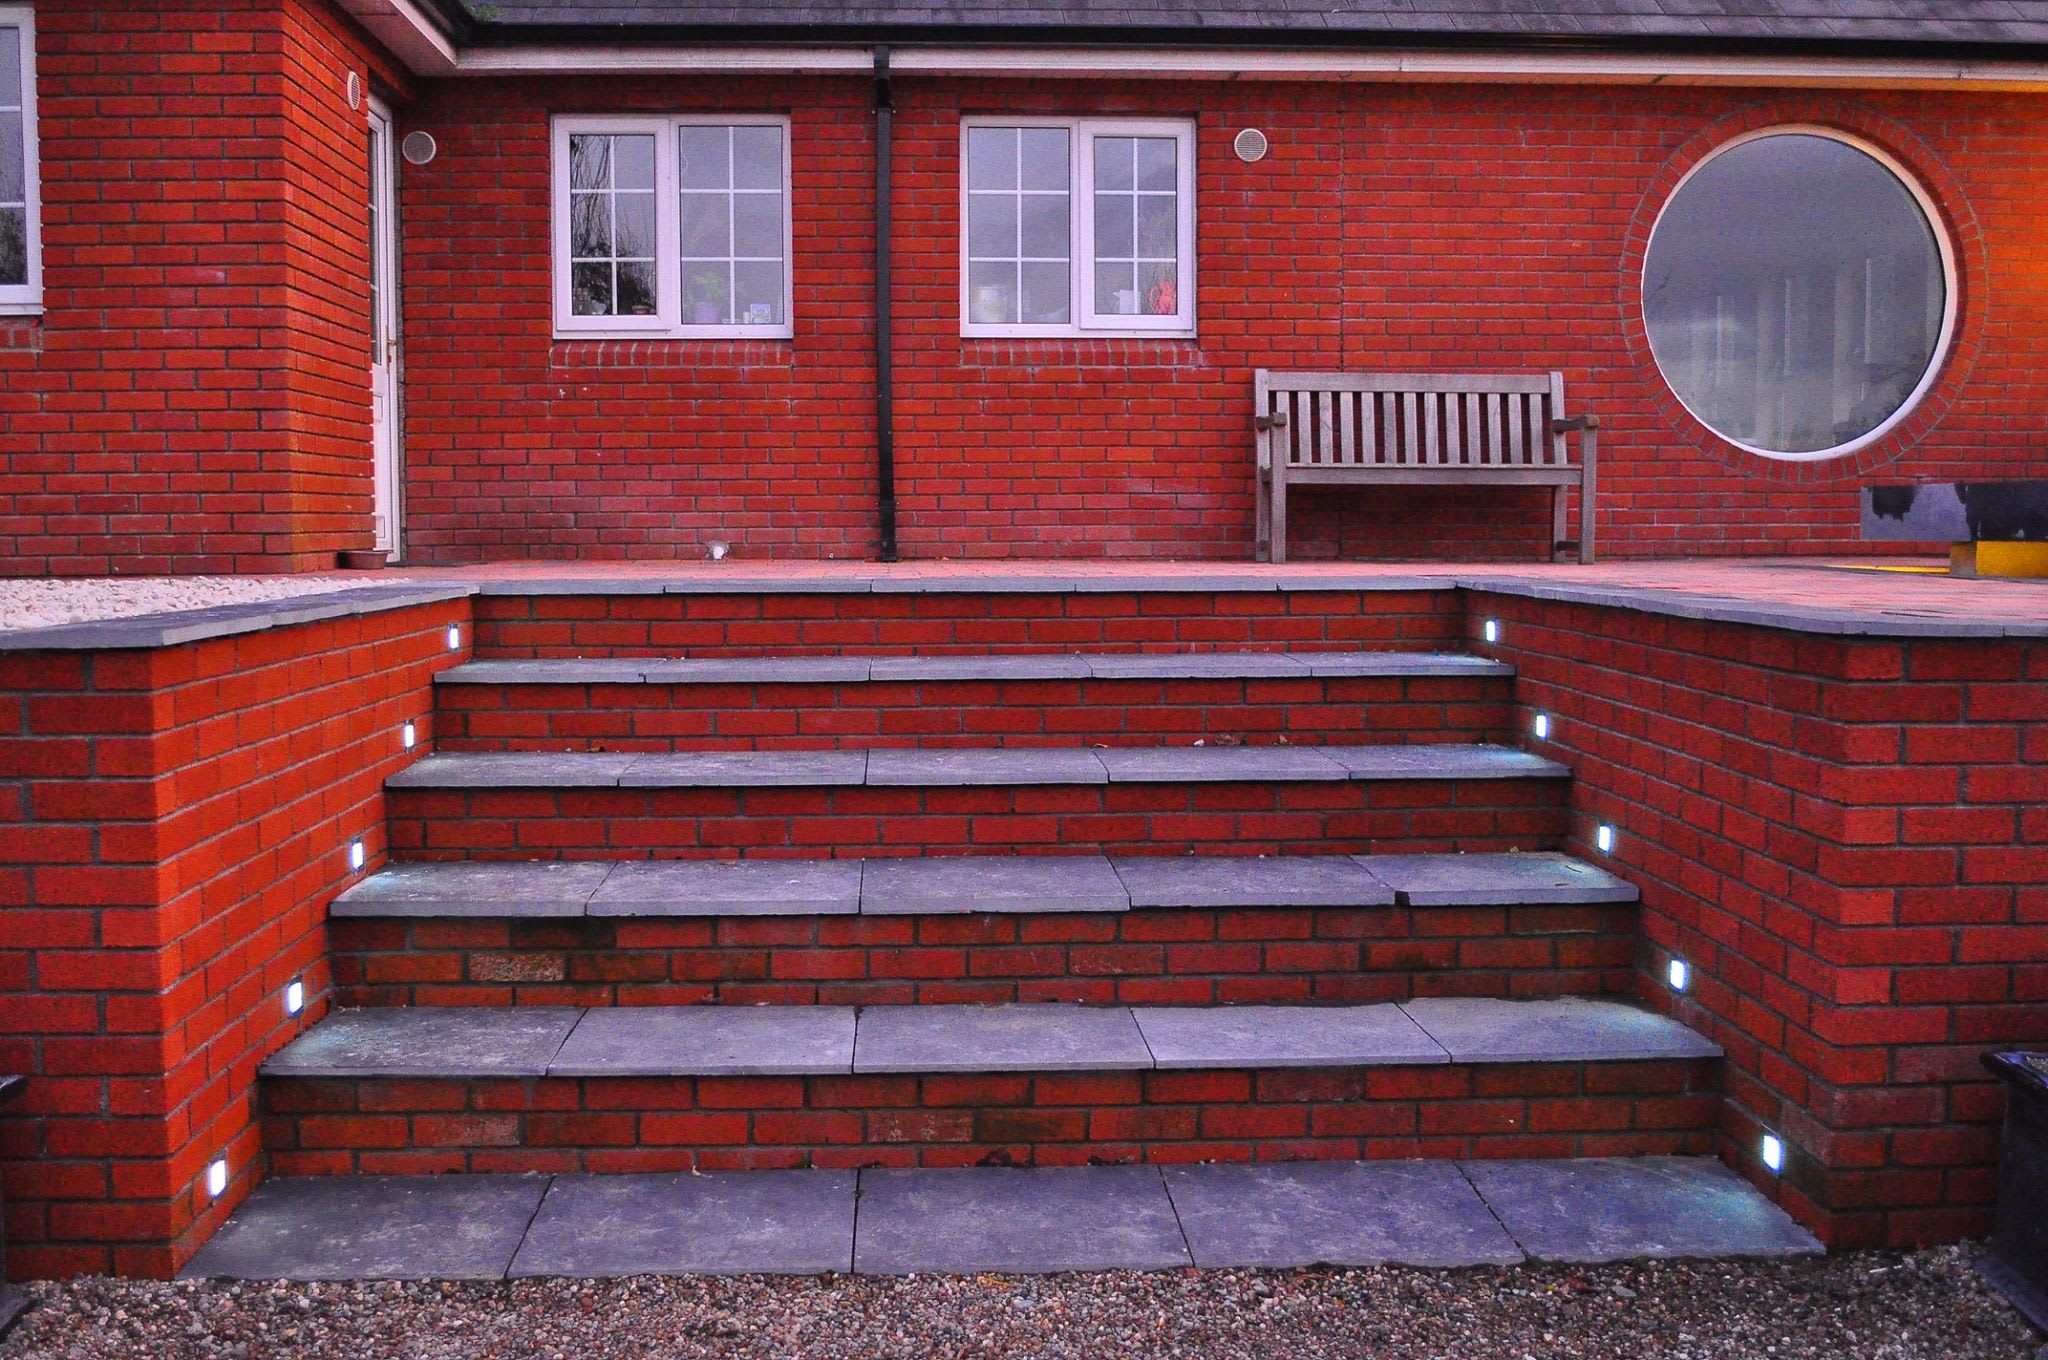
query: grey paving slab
1400 997 1722 1064
1318 744 1570 781
859 856 1128 915
864 747 1106 786
588 859 862 917
618 750 868 788
854 1165 1191 1274
1084 651 1309 679
853 1004 1151 1074
549 1006 856 1077
1095 745 1347 783
870 575 1079 595
330 861 613 918
1111 854 1395 908
180 1175 547 1281
1290 651 1513 678
638 657 874 685
264 1007 582 1078
436 659 655 685
867 654 1093 682
1361 852 1639 907
1165 1160 1522 1269
1465 1157 1823 1263
0 584 477 652
510 1171 857 1278
386 752 635 789
1134 1004 1447 1069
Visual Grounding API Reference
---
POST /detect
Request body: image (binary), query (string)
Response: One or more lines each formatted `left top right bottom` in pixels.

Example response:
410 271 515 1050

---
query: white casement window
0 6 40 315
961 117 1195 338
551 115 792 339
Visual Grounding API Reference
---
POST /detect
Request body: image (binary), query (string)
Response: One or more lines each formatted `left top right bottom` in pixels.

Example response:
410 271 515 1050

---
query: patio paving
184 1157 1822 1281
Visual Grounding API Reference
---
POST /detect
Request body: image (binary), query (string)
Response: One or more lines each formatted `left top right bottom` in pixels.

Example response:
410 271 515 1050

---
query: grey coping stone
386 752 636 789
863 747 1107 787
1455 577 2048 641
617 750 869 788
470 578 675 596
330 861 613 918
435 659 655 685
262 1006 581 1078
854 1165 1191 1274
1289 651 1513 678
1399 997 1722 1065
1110 854 1395 908
1318 744 1570 781
1360 852 1639 907
180 1175 547 1282
869 575 1079 595
1133 1004 1448 1069
1464 1157 1823 1263
0 584 478 652
548 1006 856 1077
1165 1160 1522 1269
588 859 862 917
509 1171 857 1278
637 656 874 685
853 1004 1152 1074
858 855 1129 915
867 654 1093 682
1094 745 1348 783
1084 651 1309 679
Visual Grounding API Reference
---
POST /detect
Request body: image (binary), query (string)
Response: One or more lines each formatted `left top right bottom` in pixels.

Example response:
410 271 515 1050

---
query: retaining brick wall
0 598 463 1277
1476 590 2048 1249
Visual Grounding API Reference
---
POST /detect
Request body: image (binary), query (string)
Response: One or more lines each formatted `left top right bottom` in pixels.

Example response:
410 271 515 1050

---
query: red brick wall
392 77 2048 564
1476 589 2048 1249
0 0 402 576
0 598 463 1278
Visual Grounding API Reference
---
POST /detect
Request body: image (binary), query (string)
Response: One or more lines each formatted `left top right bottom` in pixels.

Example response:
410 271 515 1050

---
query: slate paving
331 860 612 918
188 1157 1820 1281
852 1004 1153 1073
587 859 862 917
618 751 869 788
550 1006 856 1077
1111 853 1394 908
863 747 1108 786
1134 1004 1447 1069
1363 851 1638 906
263 1006 579 1078
859 855 1129 915
1094 745 1348 783
1399 996 1721 1064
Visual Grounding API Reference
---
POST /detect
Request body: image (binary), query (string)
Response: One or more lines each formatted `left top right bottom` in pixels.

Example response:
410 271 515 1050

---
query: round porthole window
1642 128 1955 461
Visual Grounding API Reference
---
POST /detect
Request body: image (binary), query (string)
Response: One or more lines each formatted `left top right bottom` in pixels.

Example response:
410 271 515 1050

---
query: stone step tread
330 851 1638 919
436 650 1513 687
261 996 1719 1081
385 743 1568 791
180 1157 1822 1282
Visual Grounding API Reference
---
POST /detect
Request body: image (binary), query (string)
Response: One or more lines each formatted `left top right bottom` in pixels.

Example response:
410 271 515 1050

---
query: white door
367 99 402 557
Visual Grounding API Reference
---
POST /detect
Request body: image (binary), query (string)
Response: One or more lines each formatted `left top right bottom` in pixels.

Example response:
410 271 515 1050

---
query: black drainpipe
873 46 899 561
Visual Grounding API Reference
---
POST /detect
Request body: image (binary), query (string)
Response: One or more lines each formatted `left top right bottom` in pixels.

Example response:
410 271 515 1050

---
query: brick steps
431 651 1515 752
260 1000 1722 1175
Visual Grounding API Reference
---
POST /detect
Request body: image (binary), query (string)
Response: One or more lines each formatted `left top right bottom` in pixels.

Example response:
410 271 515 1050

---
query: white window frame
550 114 794 340
959 115 1196 339
0 5 41 316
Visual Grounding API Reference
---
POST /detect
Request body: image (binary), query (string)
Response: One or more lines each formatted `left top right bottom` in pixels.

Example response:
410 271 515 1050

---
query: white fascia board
335 0 459 76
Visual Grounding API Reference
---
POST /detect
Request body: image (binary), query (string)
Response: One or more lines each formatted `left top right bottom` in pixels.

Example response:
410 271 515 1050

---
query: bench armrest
1551 415 1599 434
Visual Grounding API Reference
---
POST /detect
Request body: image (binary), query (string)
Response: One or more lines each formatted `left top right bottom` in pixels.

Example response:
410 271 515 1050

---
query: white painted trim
334 0 459 76
0 6 40 316
1640 124 1961 465
438 41 2048 91
959 116 1196 340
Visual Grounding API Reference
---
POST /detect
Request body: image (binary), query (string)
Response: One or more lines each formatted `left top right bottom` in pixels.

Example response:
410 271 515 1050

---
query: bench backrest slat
1258 370 1573 471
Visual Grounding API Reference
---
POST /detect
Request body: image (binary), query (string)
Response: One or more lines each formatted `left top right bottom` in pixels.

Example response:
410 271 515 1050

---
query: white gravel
0 577 386 634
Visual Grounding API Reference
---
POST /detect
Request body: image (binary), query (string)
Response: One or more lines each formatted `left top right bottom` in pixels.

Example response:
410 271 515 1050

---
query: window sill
549 335 799 370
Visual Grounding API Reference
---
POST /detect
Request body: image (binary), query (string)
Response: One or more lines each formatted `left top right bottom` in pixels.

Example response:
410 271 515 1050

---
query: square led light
402 721 417 750
206 1158 228 1198
1596 824 1615 854
348 840 366 872
446 624 461 651
1533 713 1550 741
1667 958 1689 992
1482 619 1500 644
1760 1134 1785 1174
285 979 305 1016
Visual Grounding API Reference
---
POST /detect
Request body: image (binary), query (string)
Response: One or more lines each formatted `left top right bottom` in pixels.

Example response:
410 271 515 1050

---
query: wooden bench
1254 370 1598 564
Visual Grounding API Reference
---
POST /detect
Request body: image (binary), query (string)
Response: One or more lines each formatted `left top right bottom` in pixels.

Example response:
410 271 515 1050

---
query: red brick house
3 1 2048 572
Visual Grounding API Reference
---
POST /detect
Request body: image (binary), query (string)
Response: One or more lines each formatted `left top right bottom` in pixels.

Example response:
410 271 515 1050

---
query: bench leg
1255 467 1271 564
1550 485 1568 563
1579 428 1598 565
1270 470 1288 566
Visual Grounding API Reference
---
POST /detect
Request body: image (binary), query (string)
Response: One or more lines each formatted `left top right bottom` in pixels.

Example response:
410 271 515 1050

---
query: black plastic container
1981 1052 2048 1332
0 1074 21 1337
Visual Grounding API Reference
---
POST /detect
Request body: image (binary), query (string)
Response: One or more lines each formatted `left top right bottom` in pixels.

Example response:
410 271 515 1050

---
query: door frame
367 96 404 559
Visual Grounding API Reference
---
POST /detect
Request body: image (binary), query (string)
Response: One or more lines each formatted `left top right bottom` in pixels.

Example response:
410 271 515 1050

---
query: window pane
1137 260 1178 316
0 29 18 107
1134 137 1176 192
1093 193 1132 259
0 207 21 287
1135 194 1175 259
1019 128 1068 191
614 192 656 258
678 125 729 190
732 193 782 258
1021 261 1070 325
613 135 655 191
680 192 730 256
1643 132 1948 456
569 135 611 191
1093 137 1135 191
734 259 783 326
732 125 782 191
570 192 611 257
570 261 613 316
1020 194 1068 260
968 260 1018 325
968 193 1019 258
967 127 1016 191
1095 261 1137 317
616 260 657 316
0 111 21 204
684 261 730 324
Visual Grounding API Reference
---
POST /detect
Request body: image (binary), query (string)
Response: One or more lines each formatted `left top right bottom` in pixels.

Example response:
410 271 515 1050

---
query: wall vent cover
1233 128 1270 163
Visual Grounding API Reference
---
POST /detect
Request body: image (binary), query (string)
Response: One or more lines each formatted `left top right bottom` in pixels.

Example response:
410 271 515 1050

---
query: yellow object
1951 541 2048 578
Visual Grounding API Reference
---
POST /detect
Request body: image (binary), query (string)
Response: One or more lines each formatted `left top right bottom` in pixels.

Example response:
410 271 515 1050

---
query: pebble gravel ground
1 1245 2035 1360
0 577 380 634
